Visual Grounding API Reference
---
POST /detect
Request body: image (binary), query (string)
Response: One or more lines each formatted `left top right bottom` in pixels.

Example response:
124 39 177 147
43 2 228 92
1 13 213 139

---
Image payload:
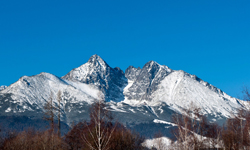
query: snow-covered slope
1 72 99 106
0 54 247 137
148 70 243 117
0 72 101 124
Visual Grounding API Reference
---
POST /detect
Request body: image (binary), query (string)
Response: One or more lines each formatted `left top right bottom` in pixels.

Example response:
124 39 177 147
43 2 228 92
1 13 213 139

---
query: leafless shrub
109 125 145 150
171 102 220 150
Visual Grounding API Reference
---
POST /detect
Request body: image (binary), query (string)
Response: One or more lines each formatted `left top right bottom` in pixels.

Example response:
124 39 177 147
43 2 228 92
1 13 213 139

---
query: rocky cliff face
125 66 141 81
124 61 172 101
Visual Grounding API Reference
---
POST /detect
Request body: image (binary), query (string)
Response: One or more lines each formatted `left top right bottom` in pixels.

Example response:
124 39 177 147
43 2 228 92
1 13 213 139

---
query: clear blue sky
0 0 249 98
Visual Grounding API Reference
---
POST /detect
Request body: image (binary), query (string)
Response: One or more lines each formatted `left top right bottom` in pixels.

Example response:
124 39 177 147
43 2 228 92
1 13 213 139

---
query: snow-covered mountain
62 54 127 102
123 60 244 118
0 54 246 137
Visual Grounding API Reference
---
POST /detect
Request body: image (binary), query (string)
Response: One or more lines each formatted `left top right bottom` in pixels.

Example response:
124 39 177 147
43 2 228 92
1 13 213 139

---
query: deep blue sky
0 0 249 98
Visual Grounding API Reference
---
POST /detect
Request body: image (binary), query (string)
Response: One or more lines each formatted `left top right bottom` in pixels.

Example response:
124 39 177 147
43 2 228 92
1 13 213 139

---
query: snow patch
109 105 127 113
5 107 11 112
64 80 100 100
143 137 172 150
153 119 176 126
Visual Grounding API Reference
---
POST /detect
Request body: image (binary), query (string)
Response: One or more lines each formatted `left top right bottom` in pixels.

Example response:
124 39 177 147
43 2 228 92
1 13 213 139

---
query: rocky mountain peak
125 66 141 81
87 54 109 69
141 61 160 78
62 55 110 82
124 61 173 101
62 55 127 102
143 61 159 69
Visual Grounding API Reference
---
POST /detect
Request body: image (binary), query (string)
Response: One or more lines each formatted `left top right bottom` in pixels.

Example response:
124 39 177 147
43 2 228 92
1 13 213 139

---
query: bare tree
172 111 190 149
82 96 116 150
43 90 63 136
172 103 212 150
222 109 250 149
43 92 55 130
56 90 62 137
206 123 222 149
243 86 250 102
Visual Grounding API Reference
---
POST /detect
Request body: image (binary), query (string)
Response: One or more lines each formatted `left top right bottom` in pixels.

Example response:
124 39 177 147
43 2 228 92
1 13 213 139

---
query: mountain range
0 54 246 137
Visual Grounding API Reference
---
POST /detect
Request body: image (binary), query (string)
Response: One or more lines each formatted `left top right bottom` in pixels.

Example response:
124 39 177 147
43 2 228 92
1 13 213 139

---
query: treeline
0 100 145 150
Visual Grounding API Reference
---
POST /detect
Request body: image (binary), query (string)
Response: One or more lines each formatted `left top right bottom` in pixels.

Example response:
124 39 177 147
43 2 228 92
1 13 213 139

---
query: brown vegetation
1 129 67 150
